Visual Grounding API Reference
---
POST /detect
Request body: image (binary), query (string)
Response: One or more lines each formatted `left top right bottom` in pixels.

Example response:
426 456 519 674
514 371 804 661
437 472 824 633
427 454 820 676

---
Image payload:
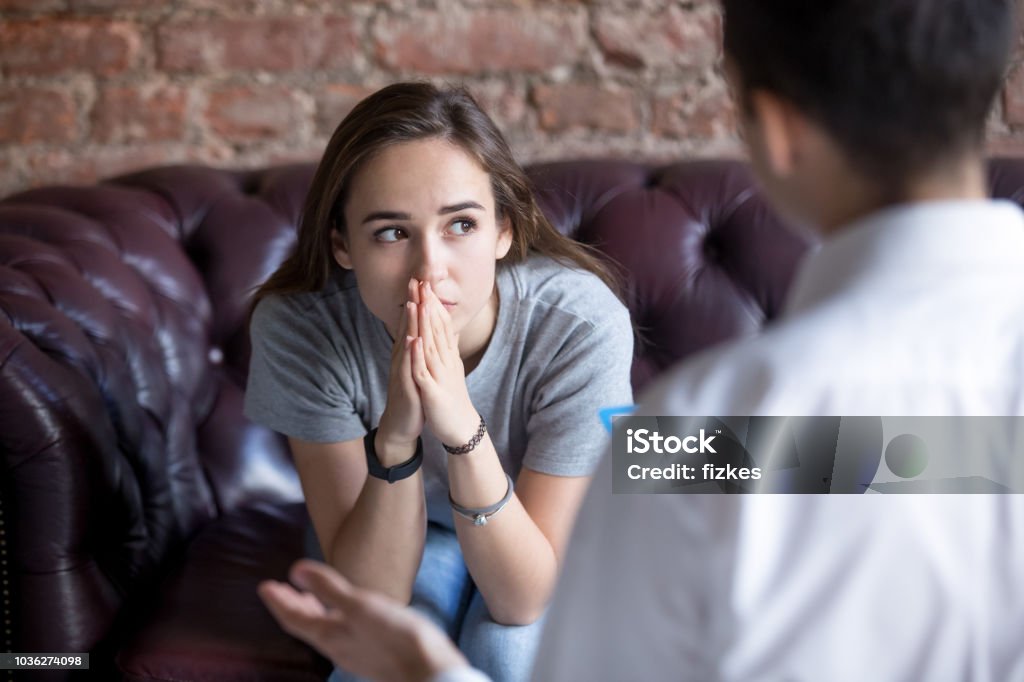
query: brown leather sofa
4 158 1017 680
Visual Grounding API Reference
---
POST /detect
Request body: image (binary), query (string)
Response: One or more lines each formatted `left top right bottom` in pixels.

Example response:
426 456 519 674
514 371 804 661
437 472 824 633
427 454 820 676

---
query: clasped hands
376 278 479 461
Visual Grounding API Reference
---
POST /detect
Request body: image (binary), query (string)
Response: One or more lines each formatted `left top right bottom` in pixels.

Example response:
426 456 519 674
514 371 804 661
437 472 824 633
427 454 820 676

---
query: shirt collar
782 199 1024 317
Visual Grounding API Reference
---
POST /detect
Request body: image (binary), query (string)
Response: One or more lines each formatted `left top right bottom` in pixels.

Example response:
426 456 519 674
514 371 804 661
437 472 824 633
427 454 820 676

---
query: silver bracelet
449 473 514 526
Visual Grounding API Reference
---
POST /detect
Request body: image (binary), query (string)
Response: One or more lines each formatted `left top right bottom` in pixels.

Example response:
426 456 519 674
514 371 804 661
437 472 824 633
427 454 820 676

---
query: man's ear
748 89 808 178
495 215 513 260
331 229 353 270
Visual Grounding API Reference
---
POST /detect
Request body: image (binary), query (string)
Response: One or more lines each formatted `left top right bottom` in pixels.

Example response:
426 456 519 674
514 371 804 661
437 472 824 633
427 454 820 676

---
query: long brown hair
252 81 619 306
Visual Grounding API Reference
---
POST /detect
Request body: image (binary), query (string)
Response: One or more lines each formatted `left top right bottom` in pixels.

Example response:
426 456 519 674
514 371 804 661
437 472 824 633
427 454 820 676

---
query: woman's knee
458 592 547 682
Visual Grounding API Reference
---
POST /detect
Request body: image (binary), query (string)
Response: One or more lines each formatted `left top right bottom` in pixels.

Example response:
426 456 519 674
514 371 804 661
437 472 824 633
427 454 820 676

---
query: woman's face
334 137 513 345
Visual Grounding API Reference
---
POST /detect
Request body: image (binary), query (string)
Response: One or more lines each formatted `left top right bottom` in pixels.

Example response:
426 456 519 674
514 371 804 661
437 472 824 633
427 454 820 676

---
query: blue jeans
324 522 545 682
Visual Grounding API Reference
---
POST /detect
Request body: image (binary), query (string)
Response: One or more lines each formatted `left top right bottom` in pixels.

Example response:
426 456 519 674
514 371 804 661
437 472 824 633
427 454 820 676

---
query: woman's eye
374 227 406 243
449 219 477 236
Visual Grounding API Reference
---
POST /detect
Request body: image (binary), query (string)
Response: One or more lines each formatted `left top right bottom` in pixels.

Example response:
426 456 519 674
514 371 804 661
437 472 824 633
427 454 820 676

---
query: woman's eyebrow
439 201 484 214
360 202 484 224
361 210 411 224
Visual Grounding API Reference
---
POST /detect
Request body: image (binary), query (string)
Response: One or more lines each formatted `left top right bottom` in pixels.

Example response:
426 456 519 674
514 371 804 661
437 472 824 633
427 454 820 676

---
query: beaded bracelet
449 473 514 526
442 415 487 455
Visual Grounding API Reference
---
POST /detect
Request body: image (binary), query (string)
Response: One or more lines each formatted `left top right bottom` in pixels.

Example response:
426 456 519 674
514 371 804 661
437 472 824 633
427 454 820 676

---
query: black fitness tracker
364 428 423 483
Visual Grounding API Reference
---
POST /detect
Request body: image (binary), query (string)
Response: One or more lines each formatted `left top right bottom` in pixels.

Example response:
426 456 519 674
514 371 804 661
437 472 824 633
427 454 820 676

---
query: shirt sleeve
521 301 634 477
244 294 367 443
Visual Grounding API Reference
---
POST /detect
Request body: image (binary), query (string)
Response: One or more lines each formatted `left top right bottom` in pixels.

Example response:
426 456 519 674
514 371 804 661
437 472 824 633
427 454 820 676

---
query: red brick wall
0 0 1021 197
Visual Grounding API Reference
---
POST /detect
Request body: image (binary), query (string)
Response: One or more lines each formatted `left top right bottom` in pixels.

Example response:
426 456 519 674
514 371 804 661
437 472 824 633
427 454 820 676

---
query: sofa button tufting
703 238 721 262
208 347 224 365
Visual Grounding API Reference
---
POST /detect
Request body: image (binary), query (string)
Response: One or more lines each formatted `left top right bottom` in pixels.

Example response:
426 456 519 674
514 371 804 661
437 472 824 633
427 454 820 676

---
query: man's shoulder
638 313 840 417
639 338 774 417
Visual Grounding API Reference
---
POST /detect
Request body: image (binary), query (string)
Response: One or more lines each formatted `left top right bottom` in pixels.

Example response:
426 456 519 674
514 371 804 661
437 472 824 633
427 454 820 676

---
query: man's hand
258 559 468 682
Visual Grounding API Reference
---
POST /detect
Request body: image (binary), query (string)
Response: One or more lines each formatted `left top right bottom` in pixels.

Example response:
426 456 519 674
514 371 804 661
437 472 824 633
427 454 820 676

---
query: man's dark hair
722 0 1015 189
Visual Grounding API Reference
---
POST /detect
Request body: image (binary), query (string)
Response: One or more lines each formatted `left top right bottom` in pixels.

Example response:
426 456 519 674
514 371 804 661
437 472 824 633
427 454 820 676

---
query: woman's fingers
406 301 418 341
437 299 455 352
390 302 416 391
399 331 417 396
389 301 421 417
388 280 417 352
411 336 432 389
418 289 442 372
423 282 457 355
423 283 449 356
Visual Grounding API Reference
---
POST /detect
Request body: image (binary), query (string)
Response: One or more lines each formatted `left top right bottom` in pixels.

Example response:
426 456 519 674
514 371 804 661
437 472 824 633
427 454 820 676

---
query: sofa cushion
115 502 331 682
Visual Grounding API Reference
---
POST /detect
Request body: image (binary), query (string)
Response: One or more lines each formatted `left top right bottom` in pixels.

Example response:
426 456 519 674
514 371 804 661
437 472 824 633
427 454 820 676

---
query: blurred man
260 1 1024 679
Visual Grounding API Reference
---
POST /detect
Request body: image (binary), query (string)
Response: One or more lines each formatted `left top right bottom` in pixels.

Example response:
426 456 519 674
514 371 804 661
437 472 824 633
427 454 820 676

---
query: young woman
245 82 633 682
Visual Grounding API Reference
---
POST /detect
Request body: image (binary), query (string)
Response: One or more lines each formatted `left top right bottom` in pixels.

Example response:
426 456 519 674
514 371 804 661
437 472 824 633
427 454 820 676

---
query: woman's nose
412 238 448 284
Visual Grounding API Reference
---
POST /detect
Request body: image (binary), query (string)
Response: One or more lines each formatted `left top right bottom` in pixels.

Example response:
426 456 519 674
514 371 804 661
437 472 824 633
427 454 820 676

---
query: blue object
599 404 637 433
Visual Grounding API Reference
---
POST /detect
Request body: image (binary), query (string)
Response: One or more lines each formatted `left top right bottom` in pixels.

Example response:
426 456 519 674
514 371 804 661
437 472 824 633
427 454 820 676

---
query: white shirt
530 200 1024 681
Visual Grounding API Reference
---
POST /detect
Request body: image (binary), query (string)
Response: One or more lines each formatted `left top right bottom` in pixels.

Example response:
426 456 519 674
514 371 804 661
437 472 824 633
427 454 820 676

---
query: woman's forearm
329 438 427 605
447 436 560 625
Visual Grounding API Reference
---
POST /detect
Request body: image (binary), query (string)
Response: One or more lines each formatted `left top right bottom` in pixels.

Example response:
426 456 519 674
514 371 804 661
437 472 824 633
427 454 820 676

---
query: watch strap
364 428 423 483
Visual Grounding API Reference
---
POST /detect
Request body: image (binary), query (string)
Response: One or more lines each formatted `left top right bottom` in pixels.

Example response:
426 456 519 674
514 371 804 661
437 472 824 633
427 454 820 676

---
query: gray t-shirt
244 254 634 528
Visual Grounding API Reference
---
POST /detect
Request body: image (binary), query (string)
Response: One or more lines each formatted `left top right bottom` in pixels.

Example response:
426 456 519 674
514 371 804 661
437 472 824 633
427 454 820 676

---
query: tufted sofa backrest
0 164 316 656
5 158 1024 659
528 160 810 387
